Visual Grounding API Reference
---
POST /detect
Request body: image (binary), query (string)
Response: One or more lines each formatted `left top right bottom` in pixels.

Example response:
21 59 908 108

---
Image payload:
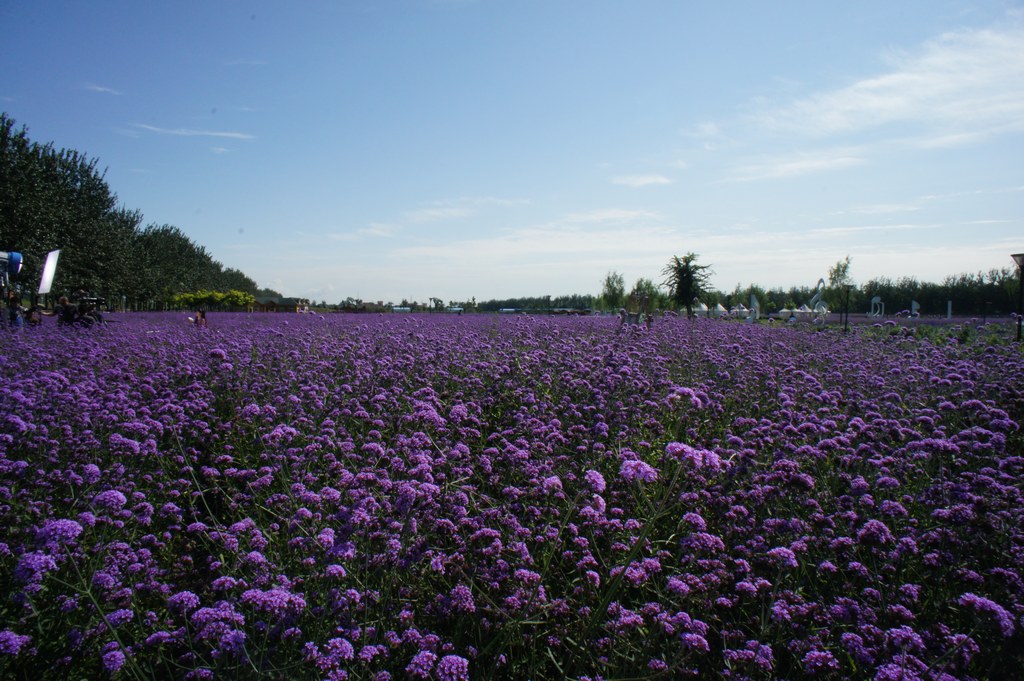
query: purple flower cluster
1 312 1022 679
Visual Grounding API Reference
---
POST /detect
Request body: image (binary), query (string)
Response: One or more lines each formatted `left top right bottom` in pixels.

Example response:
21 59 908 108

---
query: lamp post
1013 253 1024 342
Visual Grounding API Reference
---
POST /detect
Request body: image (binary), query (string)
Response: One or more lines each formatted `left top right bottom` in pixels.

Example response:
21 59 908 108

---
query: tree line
0 113 278 309
602 253 1020 318
325 257 1018 318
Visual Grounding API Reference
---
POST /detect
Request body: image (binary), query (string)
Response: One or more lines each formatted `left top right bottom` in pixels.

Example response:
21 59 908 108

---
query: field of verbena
1 314 1022 680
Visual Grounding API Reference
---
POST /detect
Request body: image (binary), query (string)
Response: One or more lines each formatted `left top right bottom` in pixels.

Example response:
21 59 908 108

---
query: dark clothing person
6 291 23 327
52 296 78 326
25 305 42 327
75 300 105 326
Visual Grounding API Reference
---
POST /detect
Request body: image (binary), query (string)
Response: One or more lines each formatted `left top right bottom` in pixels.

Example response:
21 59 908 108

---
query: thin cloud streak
327 223 398 242
842 203 921 215
611 174 673 188
810 223 938 236
83 83 122 95
565 209 662 223
729 150 865 181
404 206 475 222
134 124 255 139
403 197 527 223
358 224 397 238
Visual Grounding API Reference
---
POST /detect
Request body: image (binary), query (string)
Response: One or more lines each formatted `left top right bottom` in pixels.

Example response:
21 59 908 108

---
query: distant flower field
1 313 1022 680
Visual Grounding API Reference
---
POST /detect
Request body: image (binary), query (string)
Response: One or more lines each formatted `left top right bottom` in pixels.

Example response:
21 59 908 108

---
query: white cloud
611 174 673 188
83 83 122 95
810 223 937 236
404 205 476 222
686 122 722 139
856 202 921 214
682 121 733 150
393 214 677 262
843 203 921 215
565 209 661 223
911 130 991 149
755 21 1024 141
403 196 526 223
730 148 865 181
135 124 255 139
327 223 399 242
358 223 397 237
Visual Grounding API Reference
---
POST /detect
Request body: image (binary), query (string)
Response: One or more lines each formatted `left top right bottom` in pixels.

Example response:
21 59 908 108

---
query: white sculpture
807 278 829 323
869 296 885 318
747 293 761 322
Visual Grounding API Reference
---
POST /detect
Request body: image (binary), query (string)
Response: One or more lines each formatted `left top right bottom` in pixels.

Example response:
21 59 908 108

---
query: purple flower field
1 313 1022 680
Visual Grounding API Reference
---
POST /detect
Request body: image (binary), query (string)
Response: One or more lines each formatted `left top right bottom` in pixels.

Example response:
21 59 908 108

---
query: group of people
51 295 105 327
4 290 214 329
4 290 42 328
2 290 106 328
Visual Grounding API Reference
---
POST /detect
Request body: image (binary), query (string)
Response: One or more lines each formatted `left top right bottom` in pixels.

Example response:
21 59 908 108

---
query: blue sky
2 1 1022 303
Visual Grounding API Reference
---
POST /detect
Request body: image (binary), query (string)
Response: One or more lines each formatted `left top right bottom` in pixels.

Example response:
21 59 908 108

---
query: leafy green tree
599 271 626 311
218 267 259 295
551 293 595 310
1 114 141 301
727 282 770 312
134 224 224 308
662 252 713 317
629 277 667 311
891 268 1016 316
825 255 855 311
223 290 255 309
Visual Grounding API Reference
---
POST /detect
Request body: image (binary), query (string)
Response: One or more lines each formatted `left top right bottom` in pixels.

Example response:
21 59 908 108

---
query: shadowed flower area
0 313 1022 679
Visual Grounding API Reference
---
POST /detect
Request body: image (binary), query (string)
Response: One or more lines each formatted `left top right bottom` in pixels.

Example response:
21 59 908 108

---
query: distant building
254 296 311 313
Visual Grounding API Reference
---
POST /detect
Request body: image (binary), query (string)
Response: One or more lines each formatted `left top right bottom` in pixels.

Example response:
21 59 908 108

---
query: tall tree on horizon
825 255 855 311
600 271 626 311
662 252 713 318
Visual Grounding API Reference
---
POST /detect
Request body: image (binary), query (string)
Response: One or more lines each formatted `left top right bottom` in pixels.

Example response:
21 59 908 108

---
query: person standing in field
5 290 23 327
